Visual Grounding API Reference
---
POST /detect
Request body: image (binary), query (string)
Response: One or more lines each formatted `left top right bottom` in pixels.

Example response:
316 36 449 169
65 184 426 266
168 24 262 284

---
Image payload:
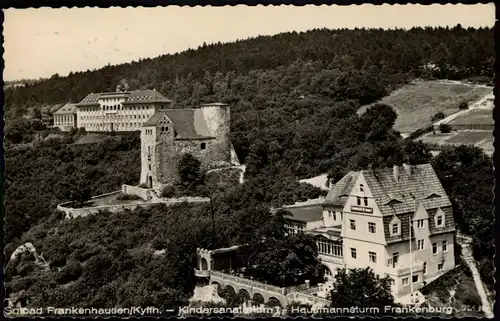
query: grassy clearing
450 108 493 126
445 130 492 145
359 81 491 133
418 130 492 155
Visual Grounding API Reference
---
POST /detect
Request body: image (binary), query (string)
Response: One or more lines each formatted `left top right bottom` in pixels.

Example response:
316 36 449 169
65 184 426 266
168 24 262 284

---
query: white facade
75 90 172 132
54 114 76 131
283 164 456 297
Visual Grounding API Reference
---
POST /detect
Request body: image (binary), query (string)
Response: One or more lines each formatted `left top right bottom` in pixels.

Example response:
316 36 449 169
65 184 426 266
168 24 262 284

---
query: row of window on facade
80 105 156 112
284 224 304 235
55 115 73 122
316 239 343 257
80 114 152 120
81 122 142 128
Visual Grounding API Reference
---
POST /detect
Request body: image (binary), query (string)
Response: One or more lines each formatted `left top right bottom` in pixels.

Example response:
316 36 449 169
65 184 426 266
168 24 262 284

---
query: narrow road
457 234 494 318
433 91 493 127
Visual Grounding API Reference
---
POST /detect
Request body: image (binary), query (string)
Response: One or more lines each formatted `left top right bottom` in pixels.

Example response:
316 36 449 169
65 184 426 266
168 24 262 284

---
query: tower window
201 142 206 150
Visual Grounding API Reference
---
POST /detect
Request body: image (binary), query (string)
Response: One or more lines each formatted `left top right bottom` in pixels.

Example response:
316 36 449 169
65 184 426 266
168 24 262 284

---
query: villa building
74 87 173 132
53 103 77 131
276 163 455 296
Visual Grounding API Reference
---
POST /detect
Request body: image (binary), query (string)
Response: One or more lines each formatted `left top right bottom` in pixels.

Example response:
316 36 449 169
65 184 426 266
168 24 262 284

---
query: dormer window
357 197 361 206
360 184 364 192
391 223 399 235
363 197 368 206
436 215 444 227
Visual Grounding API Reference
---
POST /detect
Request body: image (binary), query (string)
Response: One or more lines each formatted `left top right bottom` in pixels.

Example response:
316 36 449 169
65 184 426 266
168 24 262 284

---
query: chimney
403 163 412 176
393 165 399 182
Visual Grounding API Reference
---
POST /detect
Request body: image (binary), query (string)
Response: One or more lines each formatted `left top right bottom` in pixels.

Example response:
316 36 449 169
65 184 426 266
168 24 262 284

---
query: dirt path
457 234 494 318
433 91 493 127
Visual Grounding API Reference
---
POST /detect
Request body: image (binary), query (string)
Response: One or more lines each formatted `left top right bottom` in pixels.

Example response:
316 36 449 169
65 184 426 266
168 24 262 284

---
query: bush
431 111 445 122
57 261 83 284
458 101 469 110
439 124 452 133
462 291 482 307
151 237 167 250
161 185 176 198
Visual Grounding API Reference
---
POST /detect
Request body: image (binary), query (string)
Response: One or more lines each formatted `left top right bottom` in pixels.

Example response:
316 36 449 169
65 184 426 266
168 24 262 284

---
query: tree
439 124 451 133
431 111 445 122
359 104 398 142
178 153 203 187
57 172 92 207
401 140 432 165
246 233 324 287
331 267 394 310
458 101 468 110
431 145 493 285
33 106 42 120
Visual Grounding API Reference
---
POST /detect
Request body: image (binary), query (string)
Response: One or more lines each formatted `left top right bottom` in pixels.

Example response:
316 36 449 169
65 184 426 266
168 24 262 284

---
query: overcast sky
3 4 495 81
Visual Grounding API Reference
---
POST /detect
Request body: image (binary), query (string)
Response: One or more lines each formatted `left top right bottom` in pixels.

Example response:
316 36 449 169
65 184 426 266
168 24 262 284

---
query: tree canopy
331 267 395 310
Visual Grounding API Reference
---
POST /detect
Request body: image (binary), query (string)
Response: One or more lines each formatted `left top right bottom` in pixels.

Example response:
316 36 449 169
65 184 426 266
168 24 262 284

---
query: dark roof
202 102 228 107
282 204 324 223
54 103 77 115
76 89 171 107
307 226 342 240
122 89 172 104
142 109 213 139
323 172 359 207
76 93 100 106
362 164 452 217
383 206 455 244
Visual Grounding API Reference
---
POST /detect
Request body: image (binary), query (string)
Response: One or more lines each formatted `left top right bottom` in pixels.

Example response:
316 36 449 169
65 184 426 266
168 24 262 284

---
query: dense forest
3 26 494 311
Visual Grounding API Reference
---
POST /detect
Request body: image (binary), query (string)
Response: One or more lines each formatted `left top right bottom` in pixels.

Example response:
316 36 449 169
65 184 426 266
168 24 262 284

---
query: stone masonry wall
141 105 232 191
58 196 210 219
201 105 231 164
122 185 152 200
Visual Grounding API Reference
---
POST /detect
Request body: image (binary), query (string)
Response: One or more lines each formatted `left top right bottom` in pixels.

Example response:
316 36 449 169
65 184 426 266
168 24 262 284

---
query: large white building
277 163 456 297
53 103 77 131
74 87 173 132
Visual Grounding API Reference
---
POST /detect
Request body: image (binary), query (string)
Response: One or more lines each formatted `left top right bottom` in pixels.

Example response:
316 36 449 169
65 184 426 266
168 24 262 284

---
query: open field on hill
449 108 493 126
418 130 492 156
358 81 492 133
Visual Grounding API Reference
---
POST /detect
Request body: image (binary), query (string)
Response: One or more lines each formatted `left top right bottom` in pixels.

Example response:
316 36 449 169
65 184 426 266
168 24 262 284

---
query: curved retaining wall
57 192 210 219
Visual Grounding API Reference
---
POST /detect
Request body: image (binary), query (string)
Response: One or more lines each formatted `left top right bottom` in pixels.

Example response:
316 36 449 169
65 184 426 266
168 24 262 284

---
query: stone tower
140 103 231 192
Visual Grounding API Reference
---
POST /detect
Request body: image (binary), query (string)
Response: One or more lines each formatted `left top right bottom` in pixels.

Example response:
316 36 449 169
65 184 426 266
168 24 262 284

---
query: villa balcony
385 260 424 277
318 253 343 266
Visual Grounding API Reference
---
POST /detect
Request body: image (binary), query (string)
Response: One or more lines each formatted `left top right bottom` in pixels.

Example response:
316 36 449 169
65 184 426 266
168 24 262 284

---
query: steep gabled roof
142 109 214 139
54 103 77 115
362 164 451 217
282 204 324 223
76 89 172 107
76 93 100 106
122 89 172 104
323 172 360 207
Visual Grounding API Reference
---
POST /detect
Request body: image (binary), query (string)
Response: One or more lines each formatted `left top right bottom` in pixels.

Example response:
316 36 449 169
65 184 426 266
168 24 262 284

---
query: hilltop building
53 103 77 131
275 163 455 296
140 103 233 190
74 86 172 132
